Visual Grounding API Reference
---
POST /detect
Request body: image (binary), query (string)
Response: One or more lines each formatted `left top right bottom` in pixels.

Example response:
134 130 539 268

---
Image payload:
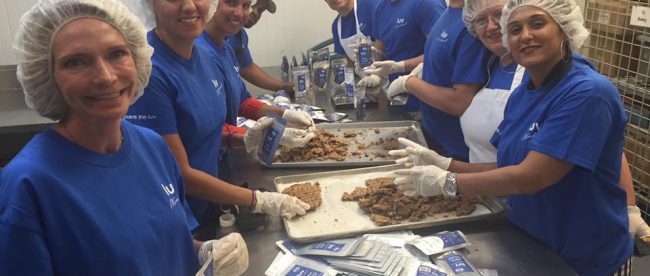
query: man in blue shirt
225 2 294 94
363 0 446 110
325 0 379 64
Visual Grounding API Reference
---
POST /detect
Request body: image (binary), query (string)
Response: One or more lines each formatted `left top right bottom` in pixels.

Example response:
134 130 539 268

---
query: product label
417 265 447 276
310 242 345 252
358 44 372 68
444 254 475 274
285 265 324 276
436 231 467 248
315 68 328 88
334 65 345 84
257 113 285 166
296 74 307 96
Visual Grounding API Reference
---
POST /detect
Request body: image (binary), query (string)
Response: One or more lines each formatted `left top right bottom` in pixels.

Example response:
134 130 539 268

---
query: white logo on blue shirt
234 65 240 73
522 122 541 140
437 30 449 42
161 183 180 209
212 79 223 95
396 18 407 28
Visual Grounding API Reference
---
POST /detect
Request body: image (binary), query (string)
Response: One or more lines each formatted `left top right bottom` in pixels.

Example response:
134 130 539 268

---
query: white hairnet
13 0 153 121
463 0 507 36
500 0 589 51
122 0 157 30
129 0 217 30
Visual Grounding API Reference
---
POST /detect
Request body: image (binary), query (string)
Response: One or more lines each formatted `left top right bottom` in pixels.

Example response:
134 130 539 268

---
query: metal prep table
218 97 578 275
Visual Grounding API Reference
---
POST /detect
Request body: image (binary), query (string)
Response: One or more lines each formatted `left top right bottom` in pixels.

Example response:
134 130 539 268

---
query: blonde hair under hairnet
463 0 507 36
14 0 153 121
499 0 589 51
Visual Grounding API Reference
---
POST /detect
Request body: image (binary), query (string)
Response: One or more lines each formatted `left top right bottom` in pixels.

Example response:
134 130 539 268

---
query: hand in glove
393 165 449 197
388 138 452 169
198 233 249 276
363 60 405 78
243 117 274 153
629 206 650 238
357 74 383 88
281 128 316 148
253 190 310 219
282 109 313 128
385 62 424 99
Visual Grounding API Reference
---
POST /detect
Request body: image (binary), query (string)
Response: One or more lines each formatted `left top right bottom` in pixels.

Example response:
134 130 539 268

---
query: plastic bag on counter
434 251 481 276
265 253 340 276
312 60 330 90
356 35 374 69
291 66 312 105
405 231 471 256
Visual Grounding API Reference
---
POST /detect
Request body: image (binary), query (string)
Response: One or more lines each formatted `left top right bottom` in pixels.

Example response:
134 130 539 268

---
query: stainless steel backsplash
0 65 21 92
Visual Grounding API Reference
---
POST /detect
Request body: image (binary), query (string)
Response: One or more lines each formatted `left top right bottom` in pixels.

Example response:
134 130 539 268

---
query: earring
560 40 571 63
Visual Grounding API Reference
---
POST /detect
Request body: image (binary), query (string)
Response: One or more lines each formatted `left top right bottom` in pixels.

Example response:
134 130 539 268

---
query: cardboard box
625 124 650 188
587 34 639 78
585 0 632 37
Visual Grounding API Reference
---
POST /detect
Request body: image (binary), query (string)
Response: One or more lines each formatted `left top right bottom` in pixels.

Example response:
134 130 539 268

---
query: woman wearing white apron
392 0 650 245
460 59 524 163
326 0 378 64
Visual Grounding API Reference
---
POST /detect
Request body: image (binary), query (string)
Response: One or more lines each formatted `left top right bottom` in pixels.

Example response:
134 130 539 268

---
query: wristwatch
443 172 458 197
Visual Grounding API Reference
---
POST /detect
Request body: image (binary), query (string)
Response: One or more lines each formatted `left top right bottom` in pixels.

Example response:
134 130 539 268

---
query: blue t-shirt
225 29 254 69
372 0 445 111
127 31 228 218
197 31 255 164
331 0 378 56
372 0 445 81
197 31 253 119
0 121 198 275
491 56 633 275
486 57 524 89
420 7 489 161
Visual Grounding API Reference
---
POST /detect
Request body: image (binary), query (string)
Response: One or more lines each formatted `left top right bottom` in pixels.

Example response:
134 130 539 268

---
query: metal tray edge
275 165 507 242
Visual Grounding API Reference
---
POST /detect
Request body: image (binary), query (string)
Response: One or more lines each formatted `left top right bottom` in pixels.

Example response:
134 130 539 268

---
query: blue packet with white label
434 251 481 276
257 113 286 166
295 238 362 257
416 263 448 276
313 61 330 89
405 231 470 256
356 36 373 68
265 253 340 276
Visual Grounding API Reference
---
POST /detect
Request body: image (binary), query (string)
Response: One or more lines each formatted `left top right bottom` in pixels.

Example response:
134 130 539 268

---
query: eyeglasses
473 11 502 30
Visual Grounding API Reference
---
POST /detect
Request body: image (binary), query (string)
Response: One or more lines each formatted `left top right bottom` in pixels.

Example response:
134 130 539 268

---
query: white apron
338 0 365 60
460 65 525 163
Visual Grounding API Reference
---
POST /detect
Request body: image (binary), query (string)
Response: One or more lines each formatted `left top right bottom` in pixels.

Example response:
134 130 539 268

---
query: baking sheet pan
275 165 505 242
266 121 428 168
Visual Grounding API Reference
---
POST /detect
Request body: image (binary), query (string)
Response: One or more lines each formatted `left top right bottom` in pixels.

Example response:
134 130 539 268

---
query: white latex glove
393 165 448 197
388 138 452 170
385 62 424 99
363 60 406 78
281 128 316 148
243 117 274 153
357 74 383 88
386 75 412 99
628 206 650 238
197 233 249 276
411 62 424 78
282 109 313 128
253 190 310 219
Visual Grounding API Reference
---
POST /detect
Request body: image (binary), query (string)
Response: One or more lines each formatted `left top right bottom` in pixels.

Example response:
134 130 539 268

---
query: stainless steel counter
217 104 578 276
